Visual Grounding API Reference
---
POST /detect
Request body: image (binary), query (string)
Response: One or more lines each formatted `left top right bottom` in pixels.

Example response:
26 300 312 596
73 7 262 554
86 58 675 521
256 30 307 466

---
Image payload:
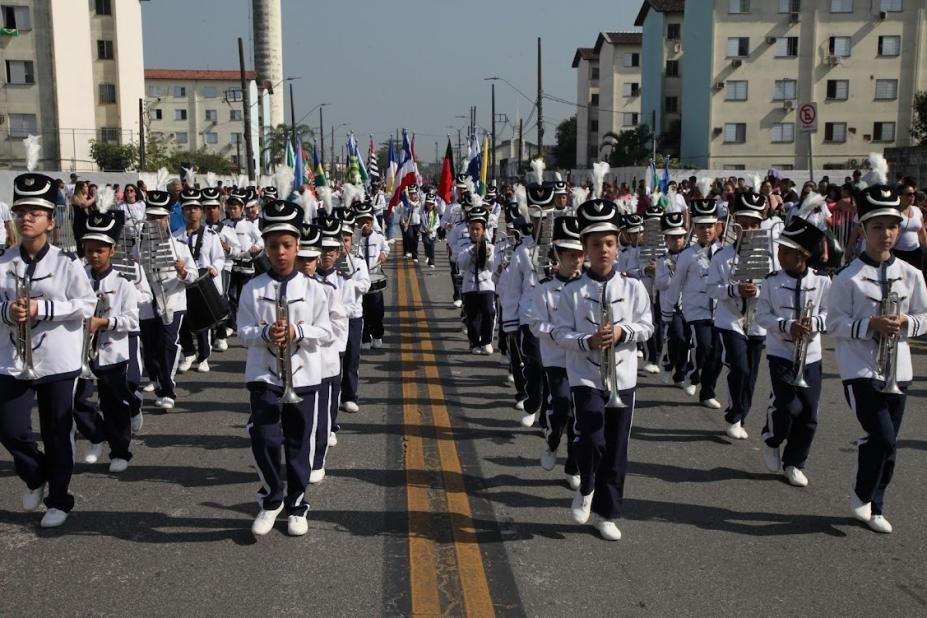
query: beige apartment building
0 0 144 170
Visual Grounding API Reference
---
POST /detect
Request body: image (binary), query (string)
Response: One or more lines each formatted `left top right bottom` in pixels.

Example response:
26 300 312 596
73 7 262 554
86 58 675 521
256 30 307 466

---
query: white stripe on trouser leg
69 380 78 463
246 420 271 507
761 390 775 443
168 314 184 386
307 392 319 472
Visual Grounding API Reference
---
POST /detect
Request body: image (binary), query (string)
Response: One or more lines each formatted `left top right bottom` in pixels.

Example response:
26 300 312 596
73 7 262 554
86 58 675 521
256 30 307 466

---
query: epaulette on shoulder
0 248 6 257
540 276 553 284
563 276 584 288
764 270 779 280
62 250 78 261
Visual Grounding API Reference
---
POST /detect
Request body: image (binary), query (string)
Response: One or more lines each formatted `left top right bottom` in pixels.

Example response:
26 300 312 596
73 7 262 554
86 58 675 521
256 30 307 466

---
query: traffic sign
798 102 817 133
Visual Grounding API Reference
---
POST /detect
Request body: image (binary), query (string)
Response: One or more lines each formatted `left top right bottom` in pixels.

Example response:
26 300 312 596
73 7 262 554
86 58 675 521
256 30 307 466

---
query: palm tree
263 123 315 167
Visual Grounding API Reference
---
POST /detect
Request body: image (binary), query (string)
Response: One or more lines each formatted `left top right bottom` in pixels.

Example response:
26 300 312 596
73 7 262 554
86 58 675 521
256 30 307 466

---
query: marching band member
420 193 440 268
495 202 529 405
443 176 469 307
755 217 830 486
238 199 333 537
338 210 370 413
0 173 96 528
829 183 927 534
455 203 496 354
202 187 242 352
401 185 422 262
638 205 664 375
224 189 264 337
707 190 770 439
653 212 690 386
356 201 389 350
552 197 653 541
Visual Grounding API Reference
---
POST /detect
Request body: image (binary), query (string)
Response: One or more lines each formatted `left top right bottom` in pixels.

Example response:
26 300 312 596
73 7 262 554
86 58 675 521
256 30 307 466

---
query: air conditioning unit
789 12 800 23
826 55 840 66
0 115 5 125
766 36 777 45
879 10 887 20
712 127 723 136
715 82 725 90
673 42 681 54
731 59 742 68
848 159 859 168
782 100 794 110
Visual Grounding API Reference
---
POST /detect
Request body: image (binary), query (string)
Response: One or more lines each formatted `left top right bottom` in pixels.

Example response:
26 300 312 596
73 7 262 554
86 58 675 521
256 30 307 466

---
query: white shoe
22 484 45 512
361 342 372 351
309 468 326 484
404 252 412 258
571 489 594 524
83 442 105 464
762 443 781 472
131 412 143 433
429 264 435 269
109 458 129 473
159 397 175 410
725 421 748 440
342 400 359 413
701 398 722 410
850 493 872 523
540 448 557 471
40 508 69 529
196 360 210 373
413 258 419 263
520 412 537 428
287 514 309 536
453 299 463 308
566 473 581 491
636 349 644 358
328 432 338 447
177 355 195 373
597 519 622 541
482 343 494 355
251 503 285 536
514 400 525 411
225 327 235 338
142 383 156 393
867 514 893 534
683 384 697 396
505 374 515 385
642 363 660 374
372 338 384 349
784 466 808 487
213 339 228 352
471 347 482 355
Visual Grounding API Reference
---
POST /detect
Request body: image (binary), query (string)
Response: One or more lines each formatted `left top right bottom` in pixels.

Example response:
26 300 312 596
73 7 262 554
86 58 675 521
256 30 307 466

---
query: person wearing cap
653 212 691 386
174 189 225 373
202 187 242 353
551 197 653 541
440 174 469 233
553 180 570 213
456 203 496 355
829 183 927 534
0 173 97 528
356 203 389 350
754 217 830 487
524 215 584 489
72 206 141 475
224 189 264 337
665 199 724 407
370 179 387 230
494 203 528 399
400 185 423 262
421 193 441 268
447 190 474 308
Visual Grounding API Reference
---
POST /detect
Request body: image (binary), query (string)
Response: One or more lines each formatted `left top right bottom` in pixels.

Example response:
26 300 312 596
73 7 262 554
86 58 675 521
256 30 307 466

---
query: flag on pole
411 133 422 186
385 137 398 194
367 136 380 181
346 133 368 186
649 159 658 192
437 138 455 204
313 141 328 187
465 130 481 187
388 130 420 213
659 155 671 193
292 135 305 193
479 134 489 195
285 138 295 170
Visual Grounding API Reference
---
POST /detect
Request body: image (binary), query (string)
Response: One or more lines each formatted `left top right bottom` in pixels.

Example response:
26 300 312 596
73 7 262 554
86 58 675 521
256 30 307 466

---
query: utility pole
491 83 496 180
238 37 256 182
518 118 524 173
651 109 657 166
319 106 325 166
537 37 544 158
330 126 335 175
457 129 462 172
138 98 146 170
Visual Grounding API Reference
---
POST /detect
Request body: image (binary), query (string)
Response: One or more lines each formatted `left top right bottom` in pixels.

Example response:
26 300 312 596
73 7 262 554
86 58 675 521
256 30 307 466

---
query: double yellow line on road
396 257 495 617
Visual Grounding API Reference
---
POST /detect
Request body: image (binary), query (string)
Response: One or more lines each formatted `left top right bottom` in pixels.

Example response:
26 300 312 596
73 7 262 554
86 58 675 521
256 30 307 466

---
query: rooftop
145 69 258 81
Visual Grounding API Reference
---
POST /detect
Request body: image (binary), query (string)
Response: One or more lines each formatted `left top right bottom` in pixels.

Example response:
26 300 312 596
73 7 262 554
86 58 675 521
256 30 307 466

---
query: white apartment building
573 46 598 168
636 0 685 146
0 0 144 170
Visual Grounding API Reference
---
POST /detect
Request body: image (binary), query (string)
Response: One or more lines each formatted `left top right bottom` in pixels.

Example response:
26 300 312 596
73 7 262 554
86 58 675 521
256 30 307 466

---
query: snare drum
185 268 230 332
367 273 388 294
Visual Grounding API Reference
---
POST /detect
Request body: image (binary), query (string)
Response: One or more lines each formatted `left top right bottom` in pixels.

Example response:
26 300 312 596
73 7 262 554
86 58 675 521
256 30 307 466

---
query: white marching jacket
707 244 769 337
653 250 683 320
315 259 370 320
85 266 140 369
173 226 225 294
665 241 721 323
237 271 334 389
552 270 653 390
315 278 348 380
503 238 539 328
225 218 264 274
755 269 831 365
828 254 927 383
359 231 389 273
0 244 96 380
525 274 579 368
455 239 496 294
210 221 244 272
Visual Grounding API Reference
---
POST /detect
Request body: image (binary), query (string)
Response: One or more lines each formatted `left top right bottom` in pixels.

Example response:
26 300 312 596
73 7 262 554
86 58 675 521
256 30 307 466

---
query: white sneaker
213 339 228 352
471 347 482 355
251 503 285 536
131 412 143 433
159 397 175 410
40 508 69 529
505 374 515 385
867 514 893 534
142 383 156 393
566 473 581 491
21 484 45 512
225 327 235 338
83 442 104 464
597 519 622 541
701 398 722 410
571 489 594 524
413 258 419 263
309 468 326 484
850 493 872 523
342 401 359 413
683 384 697 396
540 448 557 471
196 360 210 373
372 338 384 349
287 514 309 536
784 466 808 487
725 421 748 440
642 363 660 374
361 342 372 351
762 443 781 472
328 432 338 447
453 299 463 308
429 264 436 269
482 343 494 355
514 400 525 411
636 349 644 358
109 458 129 473
520 412 537 428
177 355 195 373
404 252 412 258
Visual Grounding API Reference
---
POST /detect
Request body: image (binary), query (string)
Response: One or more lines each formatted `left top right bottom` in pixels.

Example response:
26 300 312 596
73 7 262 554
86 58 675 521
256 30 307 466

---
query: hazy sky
142 0 639 162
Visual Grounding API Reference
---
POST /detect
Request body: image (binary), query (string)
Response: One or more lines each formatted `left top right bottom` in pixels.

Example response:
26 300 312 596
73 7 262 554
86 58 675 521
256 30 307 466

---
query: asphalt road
1 247 926 616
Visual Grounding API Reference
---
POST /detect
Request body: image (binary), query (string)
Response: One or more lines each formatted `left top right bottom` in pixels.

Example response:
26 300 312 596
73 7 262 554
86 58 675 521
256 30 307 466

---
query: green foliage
167 148 232 175
262 123 315 167
552 116 577 170
911 91 927 145
140 132 172 172
602 126 653 166
89 140 138 171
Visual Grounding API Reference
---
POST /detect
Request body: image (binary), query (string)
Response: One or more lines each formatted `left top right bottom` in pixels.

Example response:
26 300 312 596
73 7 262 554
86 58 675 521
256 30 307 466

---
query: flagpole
491 82 496 181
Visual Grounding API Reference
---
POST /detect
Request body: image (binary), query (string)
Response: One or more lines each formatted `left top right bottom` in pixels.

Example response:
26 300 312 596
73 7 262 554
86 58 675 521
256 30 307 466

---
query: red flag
388 131 419 213
437 139 454 204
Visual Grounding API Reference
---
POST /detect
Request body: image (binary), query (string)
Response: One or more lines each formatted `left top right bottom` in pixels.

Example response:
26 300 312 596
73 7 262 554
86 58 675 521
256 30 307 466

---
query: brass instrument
80 292 110 380
787 299 816 388
876 291 903 395
639 218 666 302
274 282 302 405
12 267 37 380
729 226 773 334
335 231 359 276
140 220 178 325
599 284 626 408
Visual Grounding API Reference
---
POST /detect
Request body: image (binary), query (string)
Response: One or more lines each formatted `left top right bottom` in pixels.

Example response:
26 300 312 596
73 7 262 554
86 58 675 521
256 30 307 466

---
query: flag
385 137 399 194
285 138 295 169
649 159 658 192
302 143 314 186
346 133 368 186
659 156 671 193
292 135 304 193
465 131 481 187
367 136 380 181
437 139 455 204
479 134 489 195
411 133 422 186
388 130 420 213
313 141 327 187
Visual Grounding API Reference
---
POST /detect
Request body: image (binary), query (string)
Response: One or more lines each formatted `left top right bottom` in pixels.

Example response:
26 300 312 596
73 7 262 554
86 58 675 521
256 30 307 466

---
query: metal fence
0 127 137 172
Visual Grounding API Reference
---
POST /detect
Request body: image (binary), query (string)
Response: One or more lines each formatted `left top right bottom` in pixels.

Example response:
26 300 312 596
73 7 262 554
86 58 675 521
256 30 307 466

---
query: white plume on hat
796 191 825 220
571 186 589 207
627 193 639 213
342 182 364 208
317 185 333 215
96 186 116 214
666 186 678 208
464 176 476 197
273 165 295 201
860 152 889 188
748 174 762 191
205 172 217 188
156 167 169 191
529 158 546 184
469 193 484 209
301 190 317 223
23 135 41 172
514 184 529 219
592 161 610 199
698 177 714 197
182 166 196 188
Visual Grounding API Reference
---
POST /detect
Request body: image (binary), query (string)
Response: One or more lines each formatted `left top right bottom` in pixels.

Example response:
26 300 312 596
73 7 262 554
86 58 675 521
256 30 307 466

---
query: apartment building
0 0 144 170
636 0 686 144
680 0 927 170
573 47 598 168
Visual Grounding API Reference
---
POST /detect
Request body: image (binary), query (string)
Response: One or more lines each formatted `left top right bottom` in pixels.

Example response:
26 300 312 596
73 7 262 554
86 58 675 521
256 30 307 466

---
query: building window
829 36 852 57
174 132 188 144
666 60 680 77
204 132 219 145
665 96 679 113
830 0 852 12
729 0 750 13
175 109 187 121
778 0 800 11
226 87 242 101
875 79 898 100
8 113 37 137
775 37 799 57
174 86 186 98
230 109 242 121
881 0 902 11
231 155 241 167
667 23 681 40
623 113 639 127
723 123 747 143
205 109 217 122
725 80 748 101
727 37 750 58
878 35 901 56
826 79 849 100
203 86 218 98
873 122 895 142
590 118 599 133
95 0 112 15
590 93 599 106
774 79 797 100
1 5 32 31
772 123 795 143
589 63 599 80
147 85 163 97
99 83 116 104
623 53 639 68
97 40 114 60
99 127 119 144
5 60 34 84
824 122 847 142
152 109 163 120
230 132 242 145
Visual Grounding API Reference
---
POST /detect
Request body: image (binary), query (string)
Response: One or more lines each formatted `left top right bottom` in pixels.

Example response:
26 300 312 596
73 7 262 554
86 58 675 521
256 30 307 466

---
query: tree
658 119 681 160
89 140 138 171
911 91 927 145
167 147 232 175
602 126 653 166
262 123 315 167
552 116 577 170
140 132 173 172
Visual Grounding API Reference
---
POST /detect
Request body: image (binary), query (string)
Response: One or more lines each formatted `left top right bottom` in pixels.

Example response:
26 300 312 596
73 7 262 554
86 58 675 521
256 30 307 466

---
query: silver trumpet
599 284 626 409
13 270 37 380
876 291 903 395
274 283 302 405
787 299 816 388
80 292 110 380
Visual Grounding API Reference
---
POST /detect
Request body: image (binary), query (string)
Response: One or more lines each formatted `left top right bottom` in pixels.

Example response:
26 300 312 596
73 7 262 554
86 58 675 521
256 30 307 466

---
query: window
729 0 750 13
727 37 749 57
875 79 898 100
174 86 186 98
590 118 599 133
774 79 797 100
230 109 242 121
878 36 901 56
623 53 639 67
824 122 847 142
175 109 187 121
8 113 37 137
230 132 242 145
826 79 849 100
589 63 599 80
153 109 163 120
772 123 795 143
724 123 747 143
775 37 799 57
666 60 679 77
830 0 852 12
623 113 639 127
99 127 119 144
231 155 241 167
667 23 681 40
203 86 218 98
174 132 188 144
881 0 902 10
99 83 116 104
5 60 34 84
778 0 800 11
226 87 242 101
148 85 163 97
204 132 218 145
829 36 852 57
873 122 895 141
622 82 640 97
1 5 32 31
95 0 112 15
205 109 217 122
725 80 748 101
590 93 599 106
97 40 113 60
665 96 679 113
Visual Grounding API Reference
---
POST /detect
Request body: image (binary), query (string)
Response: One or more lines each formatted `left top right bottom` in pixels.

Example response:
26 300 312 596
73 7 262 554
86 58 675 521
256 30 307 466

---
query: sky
141 0 639 163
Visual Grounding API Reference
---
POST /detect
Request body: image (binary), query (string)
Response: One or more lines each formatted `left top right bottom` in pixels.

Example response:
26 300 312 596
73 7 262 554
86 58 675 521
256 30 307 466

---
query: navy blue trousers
505 329 528 404
340 318 363 403
214 270 232 341
719 329 765 424
844 378 907 516
762 356 822 469
645 295 664 365
519 325 549 420
572 385 636 520
226 270 252 331
449 259 462 301
247 383 319 516
544 367 577 475
362 291 385 342
73 362 134 461
688 320 723 401
0 375 76 512
139 312 184 399
312 376 336 470
664 310 691 383
180 320 211 363
127 334 142 417
463 291 496 348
